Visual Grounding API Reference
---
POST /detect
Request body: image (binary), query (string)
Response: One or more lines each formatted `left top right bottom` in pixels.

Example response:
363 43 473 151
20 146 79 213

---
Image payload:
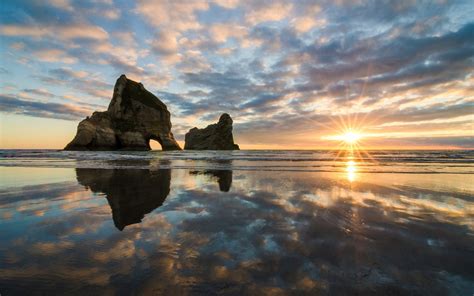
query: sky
0 0 473 150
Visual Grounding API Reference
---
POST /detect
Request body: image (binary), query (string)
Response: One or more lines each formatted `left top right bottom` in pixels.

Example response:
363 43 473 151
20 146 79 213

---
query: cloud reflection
0 167 472 294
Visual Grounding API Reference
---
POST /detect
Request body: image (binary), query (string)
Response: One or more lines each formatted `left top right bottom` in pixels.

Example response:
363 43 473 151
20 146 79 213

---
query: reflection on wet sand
346 160 357 182
0 166 473 295
76 168 171 230
190 170 233 192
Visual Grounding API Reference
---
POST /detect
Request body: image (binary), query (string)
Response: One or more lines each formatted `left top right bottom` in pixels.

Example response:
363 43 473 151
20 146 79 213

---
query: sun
341 131 361 144
325 129 363 145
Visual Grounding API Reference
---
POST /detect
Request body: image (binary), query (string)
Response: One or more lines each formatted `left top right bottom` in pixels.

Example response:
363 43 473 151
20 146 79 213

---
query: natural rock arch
65 75 181 151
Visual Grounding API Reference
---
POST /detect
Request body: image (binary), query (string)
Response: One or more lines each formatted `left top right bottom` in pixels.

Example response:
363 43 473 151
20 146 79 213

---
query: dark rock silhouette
76 168 171 230
65 74 181 151
190 170 233 192
184 113 239 150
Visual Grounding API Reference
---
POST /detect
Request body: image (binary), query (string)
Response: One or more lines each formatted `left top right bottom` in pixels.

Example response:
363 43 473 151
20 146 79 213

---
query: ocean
0 149 473 295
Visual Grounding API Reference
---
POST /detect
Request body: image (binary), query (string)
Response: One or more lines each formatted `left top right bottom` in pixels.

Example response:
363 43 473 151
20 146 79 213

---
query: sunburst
322 117 378 182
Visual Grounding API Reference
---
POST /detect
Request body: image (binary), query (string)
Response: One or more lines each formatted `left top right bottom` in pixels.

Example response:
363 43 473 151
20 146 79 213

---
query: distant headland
64 75 239 151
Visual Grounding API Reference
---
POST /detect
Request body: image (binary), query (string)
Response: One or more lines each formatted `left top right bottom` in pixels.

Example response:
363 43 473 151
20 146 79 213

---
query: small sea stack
184 113 240 150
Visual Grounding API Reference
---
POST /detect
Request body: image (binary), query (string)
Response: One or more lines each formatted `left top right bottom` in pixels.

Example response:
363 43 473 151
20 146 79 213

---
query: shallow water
0 150 473 295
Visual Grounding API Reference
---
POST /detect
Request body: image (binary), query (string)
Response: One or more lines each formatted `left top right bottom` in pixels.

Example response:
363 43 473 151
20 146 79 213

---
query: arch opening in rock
149 137 163 150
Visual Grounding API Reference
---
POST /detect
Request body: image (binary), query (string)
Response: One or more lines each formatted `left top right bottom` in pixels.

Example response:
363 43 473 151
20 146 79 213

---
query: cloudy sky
0 0 473 149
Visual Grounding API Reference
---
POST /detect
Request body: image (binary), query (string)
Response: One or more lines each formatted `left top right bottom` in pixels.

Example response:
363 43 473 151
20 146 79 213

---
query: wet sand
0 159 473 295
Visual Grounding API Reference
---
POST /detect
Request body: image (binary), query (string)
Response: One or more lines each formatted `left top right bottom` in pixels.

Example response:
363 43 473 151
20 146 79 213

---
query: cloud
32 49 78 64
212 0 240 9
46 0 74 11
45 0 120 19
0 24 109 41
151 31 179 55
0 94 92 120
35 67 113 100
0 0 473 147
291 16 326 33
210 23 248 43
245 2 293 25
135 0 208 31
270 22 474 111
177 50 211 72
49 68 89 79
21 88 55 98
382 102 474 123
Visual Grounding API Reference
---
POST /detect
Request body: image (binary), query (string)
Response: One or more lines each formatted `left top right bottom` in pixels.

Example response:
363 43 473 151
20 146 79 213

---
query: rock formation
65 74 181 151
184 113 239 150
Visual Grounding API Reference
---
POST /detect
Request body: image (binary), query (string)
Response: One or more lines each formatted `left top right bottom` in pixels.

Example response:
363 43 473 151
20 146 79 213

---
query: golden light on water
346 160 357 182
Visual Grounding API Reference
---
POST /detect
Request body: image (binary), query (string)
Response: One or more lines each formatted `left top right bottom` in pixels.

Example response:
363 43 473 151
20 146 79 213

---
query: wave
0 149 473 174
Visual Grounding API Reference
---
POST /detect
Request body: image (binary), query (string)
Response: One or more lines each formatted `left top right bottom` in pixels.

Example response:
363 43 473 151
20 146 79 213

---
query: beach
0 150 473 295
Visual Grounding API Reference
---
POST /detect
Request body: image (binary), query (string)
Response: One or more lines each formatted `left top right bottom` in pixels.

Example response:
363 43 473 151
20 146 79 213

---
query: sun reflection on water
346 160 357 182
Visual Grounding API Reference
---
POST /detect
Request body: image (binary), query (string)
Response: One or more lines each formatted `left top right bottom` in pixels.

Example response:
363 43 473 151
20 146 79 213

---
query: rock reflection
190 170 233 192
1 167 473 295
76 168 171 230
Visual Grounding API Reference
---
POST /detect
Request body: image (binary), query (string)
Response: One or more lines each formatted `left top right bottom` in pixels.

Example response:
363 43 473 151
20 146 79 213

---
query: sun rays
320 115 380 182
341 131 361 144
327 130 363 146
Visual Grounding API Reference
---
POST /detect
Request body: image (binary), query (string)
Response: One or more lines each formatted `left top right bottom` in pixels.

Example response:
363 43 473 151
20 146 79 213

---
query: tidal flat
0 150 473 295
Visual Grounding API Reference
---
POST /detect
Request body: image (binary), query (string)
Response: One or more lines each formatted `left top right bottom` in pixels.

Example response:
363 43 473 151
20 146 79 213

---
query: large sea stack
184 113 240 150
65 75 181 151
